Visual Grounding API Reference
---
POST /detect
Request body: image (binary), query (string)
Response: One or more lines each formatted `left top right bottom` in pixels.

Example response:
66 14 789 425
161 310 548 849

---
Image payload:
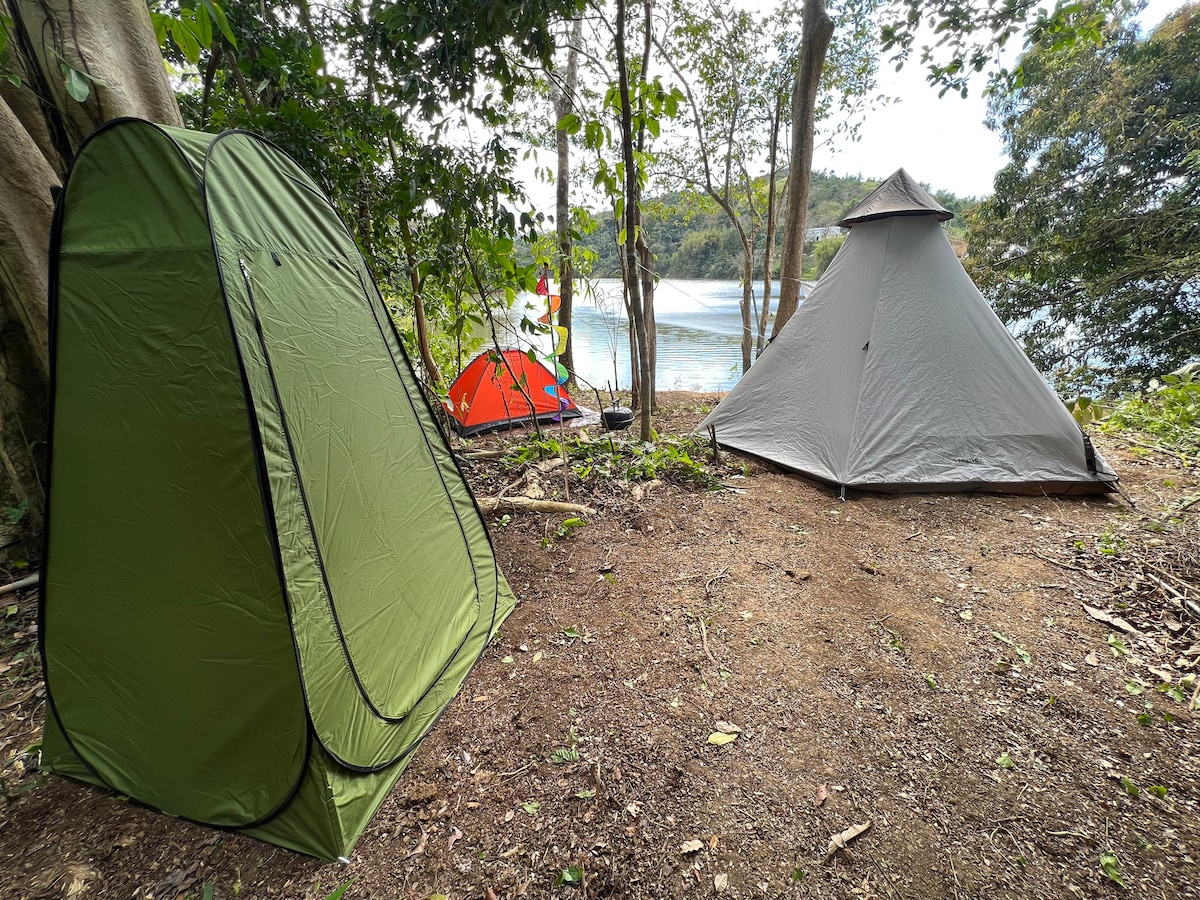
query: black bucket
601 406 634 431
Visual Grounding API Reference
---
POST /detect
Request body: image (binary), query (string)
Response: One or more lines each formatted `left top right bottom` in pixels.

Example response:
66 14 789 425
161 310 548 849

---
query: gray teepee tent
701 169 1116 495
40 120 515 859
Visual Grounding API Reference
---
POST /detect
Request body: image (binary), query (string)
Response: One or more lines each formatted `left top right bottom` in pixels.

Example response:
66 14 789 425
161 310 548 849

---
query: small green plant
992 632 1032 666
1097 527 1126 556
549 746 580 764
554 517 587 539
996 752 1015 769
554 865 584 887
3 498 30 525
1099 850 1127 889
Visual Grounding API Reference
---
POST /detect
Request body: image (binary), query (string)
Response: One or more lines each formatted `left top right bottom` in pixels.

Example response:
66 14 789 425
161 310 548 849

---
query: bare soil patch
2 391 1197 899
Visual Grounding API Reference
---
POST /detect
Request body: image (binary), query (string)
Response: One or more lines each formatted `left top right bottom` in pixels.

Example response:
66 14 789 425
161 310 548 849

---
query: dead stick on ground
865 847 905 900
458 449 505 459
705 567 729 595
698 617 716 664
1026 551 1109 581
477 497 594 516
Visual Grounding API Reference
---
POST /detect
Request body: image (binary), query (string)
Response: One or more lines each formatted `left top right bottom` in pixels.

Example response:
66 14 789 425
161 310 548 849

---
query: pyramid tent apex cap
838 168 953 226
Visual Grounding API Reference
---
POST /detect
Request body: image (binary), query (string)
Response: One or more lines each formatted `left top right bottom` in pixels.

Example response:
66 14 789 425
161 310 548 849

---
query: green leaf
563 626 581 639
172 20 201 64
557 113 581 134
574 788 596 799
1119 776 1139 798
1099 851 1127 888
549 746 579 764
199 0 238 47
996 752 1015 769
522 800 540 815
61 64 90 103
554 865 583 886
203 882 215 900
992 631 1032 665
1157 682 1186 703
188 6 213 50
324 880 355 900
1148 785 1168 799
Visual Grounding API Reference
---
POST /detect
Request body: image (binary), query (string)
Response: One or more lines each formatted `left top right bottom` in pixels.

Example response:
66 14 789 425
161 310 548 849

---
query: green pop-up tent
39 119 516 860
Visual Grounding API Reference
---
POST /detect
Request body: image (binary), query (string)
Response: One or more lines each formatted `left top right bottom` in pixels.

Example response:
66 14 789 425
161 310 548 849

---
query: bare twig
698 617 716 664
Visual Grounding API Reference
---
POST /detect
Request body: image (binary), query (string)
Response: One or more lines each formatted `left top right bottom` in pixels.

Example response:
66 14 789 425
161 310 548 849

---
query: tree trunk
614 0 652 440
552 17 583 389
773 0 833 337
0 0 182 532
634 0 656 411
397 217 443 389
758 91 786 354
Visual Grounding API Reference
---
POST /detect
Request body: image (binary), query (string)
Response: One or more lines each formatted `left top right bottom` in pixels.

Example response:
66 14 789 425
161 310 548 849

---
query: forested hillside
578 170 977 279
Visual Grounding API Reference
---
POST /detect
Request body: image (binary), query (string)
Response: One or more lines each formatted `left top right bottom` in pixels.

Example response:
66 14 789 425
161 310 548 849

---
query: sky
814 0 1190 199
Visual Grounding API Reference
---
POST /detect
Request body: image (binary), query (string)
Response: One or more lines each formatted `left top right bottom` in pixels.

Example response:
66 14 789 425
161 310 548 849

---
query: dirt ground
2 391 1198 900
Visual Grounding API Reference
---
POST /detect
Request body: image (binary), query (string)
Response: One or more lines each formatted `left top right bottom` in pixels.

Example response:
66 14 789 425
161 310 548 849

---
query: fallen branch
0 573 38 596
477 497 594 516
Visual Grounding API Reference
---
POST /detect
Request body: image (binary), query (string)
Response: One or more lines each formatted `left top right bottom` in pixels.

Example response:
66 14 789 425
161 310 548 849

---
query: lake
501 278 806 394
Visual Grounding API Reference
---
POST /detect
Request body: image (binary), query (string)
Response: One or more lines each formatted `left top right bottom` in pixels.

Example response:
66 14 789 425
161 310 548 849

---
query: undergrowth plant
1100 364 1200 460
502 431 722 489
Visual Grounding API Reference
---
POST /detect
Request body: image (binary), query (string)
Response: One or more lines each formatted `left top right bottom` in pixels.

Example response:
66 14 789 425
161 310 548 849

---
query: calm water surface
504 279 802 394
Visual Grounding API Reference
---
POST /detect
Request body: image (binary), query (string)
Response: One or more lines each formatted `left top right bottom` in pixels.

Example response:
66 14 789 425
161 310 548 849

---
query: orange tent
446 349 581 436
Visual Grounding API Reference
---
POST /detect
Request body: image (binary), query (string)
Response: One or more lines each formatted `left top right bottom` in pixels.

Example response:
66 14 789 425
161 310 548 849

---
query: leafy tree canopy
966 1 1200 388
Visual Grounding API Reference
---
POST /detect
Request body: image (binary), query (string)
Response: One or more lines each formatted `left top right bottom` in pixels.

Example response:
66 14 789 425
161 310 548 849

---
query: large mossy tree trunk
0 0 181 536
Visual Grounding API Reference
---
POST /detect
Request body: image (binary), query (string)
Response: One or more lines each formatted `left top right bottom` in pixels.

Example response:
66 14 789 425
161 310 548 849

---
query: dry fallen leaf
816 784 829 807
1082 604 1142 637
822 820 873 863
1085 651 1100 666
715 720 742 734
707 732 738 746
680 839 704 854
407 829 430 858
709 834 719 850
448 826 463 849
714 873 729 892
